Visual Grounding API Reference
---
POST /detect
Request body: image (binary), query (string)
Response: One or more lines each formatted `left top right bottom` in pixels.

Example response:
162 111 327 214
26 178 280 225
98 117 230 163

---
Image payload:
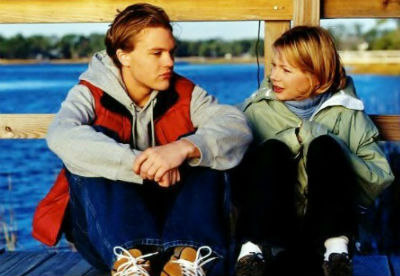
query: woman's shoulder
242 81 275 111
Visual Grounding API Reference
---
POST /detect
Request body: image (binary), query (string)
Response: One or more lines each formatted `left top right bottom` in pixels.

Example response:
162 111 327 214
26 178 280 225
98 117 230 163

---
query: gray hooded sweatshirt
47 51 252 184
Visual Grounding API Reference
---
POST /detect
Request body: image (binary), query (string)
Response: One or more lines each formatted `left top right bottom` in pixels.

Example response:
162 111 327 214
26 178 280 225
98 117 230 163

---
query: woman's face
270 50 318 101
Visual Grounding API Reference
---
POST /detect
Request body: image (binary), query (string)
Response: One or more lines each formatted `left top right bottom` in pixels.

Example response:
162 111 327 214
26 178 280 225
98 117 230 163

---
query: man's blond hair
105 3 172 68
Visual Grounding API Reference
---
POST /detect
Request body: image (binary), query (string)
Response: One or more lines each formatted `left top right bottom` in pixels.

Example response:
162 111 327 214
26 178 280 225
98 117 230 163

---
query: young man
32 3 252 276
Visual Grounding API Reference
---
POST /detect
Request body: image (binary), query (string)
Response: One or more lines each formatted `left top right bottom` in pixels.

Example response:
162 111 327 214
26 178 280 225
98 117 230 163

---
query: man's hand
133 139 200 183
157 168 181 188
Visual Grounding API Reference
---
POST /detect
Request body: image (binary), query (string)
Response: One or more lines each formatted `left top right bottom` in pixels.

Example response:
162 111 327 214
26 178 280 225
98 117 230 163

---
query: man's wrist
178 139 200 159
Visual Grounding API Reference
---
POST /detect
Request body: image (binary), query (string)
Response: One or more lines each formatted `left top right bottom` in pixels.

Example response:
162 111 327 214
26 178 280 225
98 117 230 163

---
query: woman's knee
258 139 293 159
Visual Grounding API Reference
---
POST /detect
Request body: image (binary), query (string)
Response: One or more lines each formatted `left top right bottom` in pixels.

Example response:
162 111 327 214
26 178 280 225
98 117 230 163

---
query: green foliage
369 29 400 50
0 33 106 59
0 34 264 59
327 19 400 51
1 19 398 60
175 38 263 58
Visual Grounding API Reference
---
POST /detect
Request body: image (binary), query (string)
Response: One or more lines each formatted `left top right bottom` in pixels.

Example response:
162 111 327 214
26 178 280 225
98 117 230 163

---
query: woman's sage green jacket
242 77 394 215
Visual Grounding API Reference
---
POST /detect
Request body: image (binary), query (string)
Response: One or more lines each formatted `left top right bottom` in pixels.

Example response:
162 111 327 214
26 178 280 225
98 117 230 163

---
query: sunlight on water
0 80 76 91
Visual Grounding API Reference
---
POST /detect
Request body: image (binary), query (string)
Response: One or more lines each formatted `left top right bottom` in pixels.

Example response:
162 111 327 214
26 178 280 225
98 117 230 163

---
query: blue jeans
64 166 231 275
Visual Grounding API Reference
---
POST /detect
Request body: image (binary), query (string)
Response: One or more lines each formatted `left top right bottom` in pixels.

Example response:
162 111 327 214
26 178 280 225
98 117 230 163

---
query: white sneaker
162 246 217 276
112 246 158 276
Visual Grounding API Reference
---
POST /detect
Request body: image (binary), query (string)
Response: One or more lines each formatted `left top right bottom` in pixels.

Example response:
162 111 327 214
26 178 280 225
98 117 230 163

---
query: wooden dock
0 251 399 276
0 251 106 276
0 1 399 276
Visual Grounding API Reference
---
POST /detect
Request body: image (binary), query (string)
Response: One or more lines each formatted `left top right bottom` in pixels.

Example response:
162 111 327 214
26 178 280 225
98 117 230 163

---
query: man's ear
116 49 130 67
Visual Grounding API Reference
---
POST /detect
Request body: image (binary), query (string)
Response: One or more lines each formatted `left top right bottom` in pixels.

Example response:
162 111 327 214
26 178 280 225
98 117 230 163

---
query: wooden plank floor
390 255 400 276
0 252 106 276
0 252 398 276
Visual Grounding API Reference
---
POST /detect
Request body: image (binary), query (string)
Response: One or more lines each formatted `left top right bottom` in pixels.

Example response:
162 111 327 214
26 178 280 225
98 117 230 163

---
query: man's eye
152 52 161 55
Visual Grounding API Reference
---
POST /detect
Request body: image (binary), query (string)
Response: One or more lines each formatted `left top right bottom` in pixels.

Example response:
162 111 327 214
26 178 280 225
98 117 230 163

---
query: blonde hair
273 26 347 95
105 3 172 68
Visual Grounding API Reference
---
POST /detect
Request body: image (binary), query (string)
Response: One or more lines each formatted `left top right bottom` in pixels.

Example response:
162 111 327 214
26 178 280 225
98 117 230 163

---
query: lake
0 63 399 251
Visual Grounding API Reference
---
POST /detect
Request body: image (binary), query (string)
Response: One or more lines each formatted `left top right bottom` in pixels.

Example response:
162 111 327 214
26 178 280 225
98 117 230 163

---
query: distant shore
0 56 258 65
344 63 400 75
1 56 400 75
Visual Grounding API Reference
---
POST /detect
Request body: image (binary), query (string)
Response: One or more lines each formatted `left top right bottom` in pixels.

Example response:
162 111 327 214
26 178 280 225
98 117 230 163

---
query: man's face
120 27 175 100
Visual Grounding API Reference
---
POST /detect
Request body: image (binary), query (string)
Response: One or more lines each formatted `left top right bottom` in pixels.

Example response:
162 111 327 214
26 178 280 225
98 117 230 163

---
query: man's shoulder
172 73 195 95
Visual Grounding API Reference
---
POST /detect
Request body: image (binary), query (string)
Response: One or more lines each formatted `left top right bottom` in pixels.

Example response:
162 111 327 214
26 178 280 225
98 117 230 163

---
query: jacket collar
243 77 364 115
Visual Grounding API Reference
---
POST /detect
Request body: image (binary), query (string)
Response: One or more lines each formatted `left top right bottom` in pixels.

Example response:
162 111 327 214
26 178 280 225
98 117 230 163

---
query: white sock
237 241 262 261
324 236 349 261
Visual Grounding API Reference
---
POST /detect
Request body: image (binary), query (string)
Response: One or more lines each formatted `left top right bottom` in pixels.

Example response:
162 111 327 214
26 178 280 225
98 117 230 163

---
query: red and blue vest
32 74 195 246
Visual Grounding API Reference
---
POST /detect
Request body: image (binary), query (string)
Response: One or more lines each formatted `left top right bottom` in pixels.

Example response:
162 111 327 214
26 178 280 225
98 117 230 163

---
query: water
0 63 399 251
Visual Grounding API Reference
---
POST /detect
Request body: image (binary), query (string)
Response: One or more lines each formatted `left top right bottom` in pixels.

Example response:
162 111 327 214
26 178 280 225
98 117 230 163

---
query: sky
0 19 396 40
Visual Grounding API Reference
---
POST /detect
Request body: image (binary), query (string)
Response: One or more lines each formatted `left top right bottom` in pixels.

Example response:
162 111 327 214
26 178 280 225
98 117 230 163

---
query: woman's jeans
233 135 357 252
64 166 231 275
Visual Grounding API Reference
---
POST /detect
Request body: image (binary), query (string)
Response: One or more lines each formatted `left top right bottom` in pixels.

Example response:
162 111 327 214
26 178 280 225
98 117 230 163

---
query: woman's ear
314 84 324 95
312 76 324 95
116 49 130 67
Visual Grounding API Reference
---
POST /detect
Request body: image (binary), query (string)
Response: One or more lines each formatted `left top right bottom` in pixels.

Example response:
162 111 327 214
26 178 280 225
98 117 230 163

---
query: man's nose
164 52 174 67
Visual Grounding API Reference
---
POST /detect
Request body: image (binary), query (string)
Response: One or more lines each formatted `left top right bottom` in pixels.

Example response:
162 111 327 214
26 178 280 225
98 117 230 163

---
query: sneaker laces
172 246 217 276
249 252 265 262
113 246 158 276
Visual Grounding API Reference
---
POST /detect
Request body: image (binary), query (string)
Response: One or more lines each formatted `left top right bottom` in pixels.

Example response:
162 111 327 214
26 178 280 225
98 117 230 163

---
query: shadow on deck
0 251 399 276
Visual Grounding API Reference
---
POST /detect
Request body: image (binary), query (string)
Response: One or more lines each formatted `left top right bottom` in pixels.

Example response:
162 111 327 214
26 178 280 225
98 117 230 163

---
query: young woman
233 26 394 276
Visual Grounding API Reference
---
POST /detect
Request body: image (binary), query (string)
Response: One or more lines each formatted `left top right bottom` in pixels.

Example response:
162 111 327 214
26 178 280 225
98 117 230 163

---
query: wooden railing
0 0 400 140
340 50 400 64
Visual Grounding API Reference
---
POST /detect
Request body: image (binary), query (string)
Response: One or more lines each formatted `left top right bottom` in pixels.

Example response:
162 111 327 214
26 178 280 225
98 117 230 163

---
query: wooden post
293 0 320 26
264 21 290 76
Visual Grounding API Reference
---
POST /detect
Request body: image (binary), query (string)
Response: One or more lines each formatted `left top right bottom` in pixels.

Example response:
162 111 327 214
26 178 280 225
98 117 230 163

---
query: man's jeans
64 166 231 275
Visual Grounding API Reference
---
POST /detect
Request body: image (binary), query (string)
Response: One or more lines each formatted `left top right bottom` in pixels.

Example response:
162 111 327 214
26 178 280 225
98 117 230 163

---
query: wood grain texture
0 252 396 276
264 21 291 75
1 114 399 141
390 255 400 276
353 255 392 276
0 0 293 23
0 252 55 276
25 252 93 276
370 115 400 141
323 0 400 18
293 0 320 26
0 114 54 139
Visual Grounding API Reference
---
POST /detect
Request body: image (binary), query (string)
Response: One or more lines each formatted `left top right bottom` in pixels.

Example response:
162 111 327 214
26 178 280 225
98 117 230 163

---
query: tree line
0 34 264 60
0 20 399 60
327 19 400 51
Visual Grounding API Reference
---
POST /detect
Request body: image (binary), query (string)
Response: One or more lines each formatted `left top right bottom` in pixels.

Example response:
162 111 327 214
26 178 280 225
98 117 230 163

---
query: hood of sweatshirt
79 50 159 149
79 50 160 109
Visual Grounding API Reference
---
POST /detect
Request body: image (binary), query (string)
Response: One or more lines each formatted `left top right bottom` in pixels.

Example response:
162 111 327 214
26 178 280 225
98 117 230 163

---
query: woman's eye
152 52 161 56
283 68 291 73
